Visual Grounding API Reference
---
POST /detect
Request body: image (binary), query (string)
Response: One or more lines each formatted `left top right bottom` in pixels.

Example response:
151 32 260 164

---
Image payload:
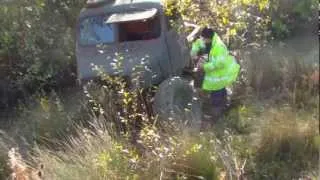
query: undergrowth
0 0 318 179
0 75 318 179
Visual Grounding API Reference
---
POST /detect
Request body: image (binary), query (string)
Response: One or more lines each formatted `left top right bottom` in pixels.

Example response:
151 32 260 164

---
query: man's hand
197 56 206 70
193 55 207 72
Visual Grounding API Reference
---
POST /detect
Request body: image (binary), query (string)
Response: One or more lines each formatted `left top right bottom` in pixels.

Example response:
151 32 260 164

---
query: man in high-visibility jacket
191 27 240 127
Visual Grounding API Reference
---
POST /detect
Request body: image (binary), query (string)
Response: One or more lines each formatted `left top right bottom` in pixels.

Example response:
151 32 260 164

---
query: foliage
0 0 316 109
0 0 84 108
250 108 319 179
165 0 271 48
0 75 318 179
218 103 262 134
0 71 246 179
270 0 318 39
2 62 317 179
0 155 9 179
237 36 319 107
165 0 317 47
26 121 241 180
0 0 318 179
3 89 90 150
0 130 17 179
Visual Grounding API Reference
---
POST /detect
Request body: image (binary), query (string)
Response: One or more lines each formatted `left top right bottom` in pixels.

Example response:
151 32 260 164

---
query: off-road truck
76 0 201 127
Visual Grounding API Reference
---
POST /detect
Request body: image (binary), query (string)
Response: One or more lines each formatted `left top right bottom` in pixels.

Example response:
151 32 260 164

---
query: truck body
76 0 190 87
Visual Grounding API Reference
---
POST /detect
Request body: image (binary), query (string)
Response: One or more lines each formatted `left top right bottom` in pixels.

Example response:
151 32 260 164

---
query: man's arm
190 39 205 58
203 55 226 72
184 22 201 43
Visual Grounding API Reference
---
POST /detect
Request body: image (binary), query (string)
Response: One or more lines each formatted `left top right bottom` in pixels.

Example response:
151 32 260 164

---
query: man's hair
200 27 215 39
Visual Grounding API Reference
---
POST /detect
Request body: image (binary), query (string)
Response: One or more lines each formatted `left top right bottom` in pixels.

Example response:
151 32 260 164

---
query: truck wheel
153 76 202 131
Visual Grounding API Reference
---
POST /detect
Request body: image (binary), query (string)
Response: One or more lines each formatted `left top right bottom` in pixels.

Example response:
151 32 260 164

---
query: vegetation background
0 0 318 179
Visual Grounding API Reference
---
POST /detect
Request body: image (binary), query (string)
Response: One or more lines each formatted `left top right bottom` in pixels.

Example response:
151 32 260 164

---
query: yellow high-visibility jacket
191 34 240 91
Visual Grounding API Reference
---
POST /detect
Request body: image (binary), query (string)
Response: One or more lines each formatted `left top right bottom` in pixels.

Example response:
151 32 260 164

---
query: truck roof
115 0 162 5
80 0 164 19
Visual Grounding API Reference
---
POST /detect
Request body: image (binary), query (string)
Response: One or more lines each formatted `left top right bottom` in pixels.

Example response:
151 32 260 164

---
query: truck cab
76 0 191 87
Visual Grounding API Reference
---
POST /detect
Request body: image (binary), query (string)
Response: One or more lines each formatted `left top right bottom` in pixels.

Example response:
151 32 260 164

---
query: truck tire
153 76 202 130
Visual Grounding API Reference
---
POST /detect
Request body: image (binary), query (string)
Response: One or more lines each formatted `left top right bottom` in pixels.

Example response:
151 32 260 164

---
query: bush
34 124 138 180
238 36 319 106
32 125 247 180
271 0 318 38
4 89 91 149
0 0 84 108
25 117 221 179
165 0 271 48
0 1 318 179
0 154 9 179
1 77 318 179
214 100 264 135
251 108 319 179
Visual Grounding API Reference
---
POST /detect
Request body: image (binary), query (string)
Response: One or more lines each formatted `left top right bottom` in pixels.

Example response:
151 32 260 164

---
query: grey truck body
76 0 190 87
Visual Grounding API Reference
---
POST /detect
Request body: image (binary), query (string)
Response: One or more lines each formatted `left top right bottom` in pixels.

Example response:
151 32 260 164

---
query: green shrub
0 1 318 179
0 0 84 108
6 89 89 148
251 109 319 179
271 0 318 38
238 37 318 105
165 0 271 48
218 102 262 134
160 133 220 180
0 154 9 179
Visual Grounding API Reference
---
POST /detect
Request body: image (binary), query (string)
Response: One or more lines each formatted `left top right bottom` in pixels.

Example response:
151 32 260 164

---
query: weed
251 108 319 179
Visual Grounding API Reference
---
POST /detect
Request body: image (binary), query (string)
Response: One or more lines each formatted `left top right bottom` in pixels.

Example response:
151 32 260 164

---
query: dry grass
237 35 319 104
7 148 43 180
32 118 118 180
0 33 318 179
251 108 319 179
1 101 318 180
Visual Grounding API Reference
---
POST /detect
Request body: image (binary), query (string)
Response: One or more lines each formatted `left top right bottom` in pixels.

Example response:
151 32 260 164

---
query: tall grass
22 117 223 179
237 35 318 105
1 85 318 179
256 109 318 179
28 120 256 180
0 30 318 180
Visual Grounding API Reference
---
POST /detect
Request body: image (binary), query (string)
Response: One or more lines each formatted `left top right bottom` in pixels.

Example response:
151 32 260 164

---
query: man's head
200 27 215 44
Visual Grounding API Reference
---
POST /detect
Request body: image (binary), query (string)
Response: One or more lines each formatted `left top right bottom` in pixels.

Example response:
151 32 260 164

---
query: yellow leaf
242 0 251 5
230 28 237 36
40 97 50 112
222 17 228 25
